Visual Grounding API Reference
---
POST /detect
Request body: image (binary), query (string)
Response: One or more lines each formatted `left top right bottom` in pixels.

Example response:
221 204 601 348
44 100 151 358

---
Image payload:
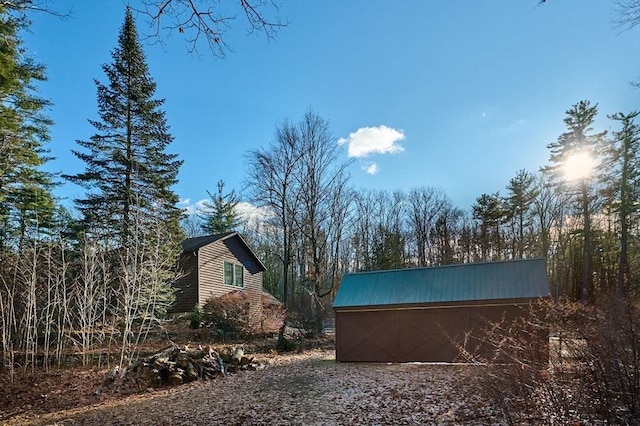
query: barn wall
170 252 198 313
335 301 541 362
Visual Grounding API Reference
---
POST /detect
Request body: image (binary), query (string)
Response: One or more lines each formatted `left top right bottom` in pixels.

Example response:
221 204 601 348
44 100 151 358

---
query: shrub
201 290 285 340
188 307 201 329
468 297 640 425
201 291 257 339
261 291 286 336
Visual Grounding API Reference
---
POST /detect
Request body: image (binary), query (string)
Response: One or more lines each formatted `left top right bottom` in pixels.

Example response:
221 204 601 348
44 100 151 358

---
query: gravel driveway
10 350 505 425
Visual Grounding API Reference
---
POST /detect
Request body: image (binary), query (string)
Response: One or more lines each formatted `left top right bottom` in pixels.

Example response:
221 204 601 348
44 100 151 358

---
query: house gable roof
333 258 550 309
181 232 236 252
181 232 267 272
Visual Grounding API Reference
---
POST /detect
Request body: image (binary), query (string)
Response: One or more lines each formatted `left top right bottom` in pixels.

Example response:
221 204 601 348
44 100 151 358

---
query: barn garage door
335 304 524 362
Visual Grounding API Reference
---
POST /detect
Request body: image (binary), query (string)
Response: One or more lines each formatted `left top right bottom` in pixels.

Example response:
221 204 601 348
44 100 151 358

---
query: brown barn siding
335 300 541 362
170 253 198 313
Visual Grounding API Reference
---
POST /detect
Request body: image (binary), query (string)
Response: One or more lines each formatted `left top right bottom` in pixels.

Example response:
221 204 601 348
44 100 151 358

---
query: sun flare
563 152 595 181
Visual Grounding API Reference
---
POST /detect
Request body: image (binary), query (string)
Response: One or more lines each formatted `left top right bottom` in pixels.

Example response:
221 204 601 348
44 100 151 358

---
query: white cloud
364 163 378 175
181 198 208 216
180 199 273 233
178 198 200 215
338 125 405 158
234 202 273 229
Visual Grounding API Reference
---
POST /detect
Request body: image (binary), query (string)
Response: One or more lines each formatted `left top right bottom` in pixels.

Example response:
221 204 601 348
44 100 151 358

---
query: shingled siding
171 253 198 313
197 235 263 321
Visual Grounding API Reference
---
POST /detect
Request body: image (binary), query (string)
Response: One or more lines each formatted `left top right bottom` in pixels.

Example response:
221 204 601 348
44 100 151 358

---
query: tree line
231 101 639 335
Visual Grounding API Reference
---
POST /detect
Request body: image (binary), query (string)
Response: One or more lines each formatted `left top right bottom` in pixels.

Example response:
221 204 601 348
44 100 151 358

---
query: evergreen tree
198 180 241 234
472 192 507 261
67 8 184 347
543 100 606 301
602 111 640 294
430 202 462 265
505 169 538 258
0 6 55 251
67 7 183 248
369 224 405 271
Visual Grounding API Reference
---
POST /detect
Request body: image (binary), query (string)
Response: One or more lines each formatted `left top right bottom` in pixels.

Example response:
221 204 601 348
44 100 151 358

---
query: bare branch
135 0 287 57
613 0 640 32
2 0 71 18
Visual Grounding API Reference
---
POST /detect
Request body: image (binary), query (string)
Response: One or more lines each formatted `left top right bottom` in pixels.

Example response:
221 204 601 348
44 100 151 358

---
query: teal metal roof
333 258 550 308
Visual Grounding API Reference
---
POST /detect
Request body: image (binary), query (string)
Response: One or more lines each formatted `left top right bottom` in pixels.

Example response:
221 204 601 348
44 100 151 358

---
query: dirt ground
2 348 504 425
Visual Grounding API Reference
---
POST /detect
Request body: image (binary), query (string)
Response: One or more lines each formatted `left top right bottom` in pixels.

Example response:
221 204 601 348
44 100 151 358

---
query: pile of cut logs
96 345 263 394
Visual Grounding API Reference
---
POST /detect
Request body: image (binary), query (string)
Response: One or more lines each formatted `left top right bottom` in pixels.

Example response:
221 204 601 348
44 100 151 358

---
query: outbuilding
333 258 550 362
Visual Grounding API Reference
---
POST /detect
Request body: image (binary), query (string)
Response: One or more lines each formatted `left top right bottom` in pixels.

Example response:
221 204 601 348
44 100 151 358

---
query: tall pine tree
543 100 606 301
67 7 183 248
505 169 538 259
0 6 55 251
602 111 640 294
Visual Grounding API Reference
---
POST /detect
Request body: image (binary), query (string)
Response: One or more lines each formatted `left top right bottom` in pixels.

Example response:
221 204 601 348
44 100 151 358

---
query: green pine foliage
0 6 56 250
544 100 607 185
505 169 539 258
199 180 241 234
65 8 184 348
67 7 183 248
472 192 507 260
602 111 640 293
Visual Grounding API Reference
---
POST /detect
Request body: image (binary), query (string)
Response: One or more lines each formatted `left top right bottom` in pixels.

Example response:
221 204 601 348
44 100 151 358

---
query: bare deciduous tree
293 111 351 335
246 119 302 311
247 110 351 337
407 186 449 266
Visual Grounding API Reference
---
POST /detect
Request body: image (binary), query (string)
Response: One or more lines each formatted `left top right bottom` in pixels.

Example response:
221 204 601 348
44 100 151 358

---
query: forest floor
1 339 505 425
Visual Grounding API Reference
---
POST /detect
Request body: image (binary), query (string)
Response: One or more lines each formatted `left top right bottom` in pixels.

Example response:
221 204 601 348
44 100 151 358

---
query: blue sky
23 0 639 214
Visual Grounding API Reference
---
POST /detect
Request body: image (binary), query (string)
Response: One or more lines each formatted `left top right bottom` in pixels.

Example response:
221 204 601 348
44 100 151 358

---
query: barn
333 258 550 362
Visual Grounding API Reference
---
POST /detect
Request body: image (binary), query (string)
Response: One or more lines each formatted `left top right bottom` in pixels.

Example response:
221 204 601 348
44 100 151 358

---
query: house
171 232 267 319
333 258 550 362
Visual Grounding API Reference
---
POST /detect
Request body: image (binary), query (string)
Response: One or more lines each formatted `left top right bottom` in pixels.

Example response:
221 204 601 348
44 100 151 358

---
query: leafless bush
467 297 640 425
0 234 77 373
1 212 181 371
287 291 332 338
72 237 116 367
111 205 183 367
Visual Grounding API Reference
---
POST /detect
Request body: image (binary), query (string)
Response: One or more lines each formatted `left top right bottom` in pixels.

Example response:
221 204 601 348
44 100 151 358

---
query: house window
224 261 244 287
